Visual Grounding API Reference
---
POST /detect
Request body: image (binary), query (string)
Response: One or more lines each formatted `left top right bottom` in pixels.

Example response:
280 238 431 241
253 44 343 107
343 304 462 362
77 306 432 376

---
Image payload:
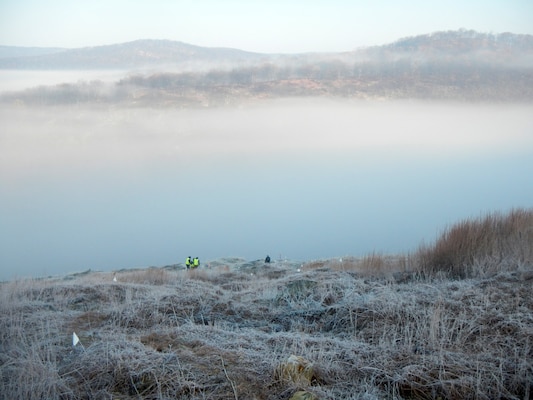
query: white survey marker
72 332 81 347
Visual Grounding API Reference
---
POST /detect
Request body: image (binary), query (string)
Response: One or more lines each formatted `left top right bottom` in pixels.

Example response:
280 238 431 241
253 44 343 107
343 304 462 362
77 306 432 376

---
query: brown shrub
414 208 533 278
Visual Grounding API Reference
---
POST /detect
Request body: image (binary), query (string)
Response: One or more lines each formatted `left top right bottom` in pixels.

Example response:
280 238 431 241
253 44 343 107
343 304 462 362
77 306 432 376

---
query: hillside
383 29 533 55
1 209 532 399
1 30 532 104
0 39 265 70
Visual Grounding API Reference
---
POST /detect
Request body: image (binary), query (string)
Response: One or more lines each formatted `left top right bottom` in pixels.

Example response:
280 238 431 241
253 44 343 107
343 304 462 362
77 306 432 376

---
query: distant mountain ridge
0 39 265 69
1 30 532 70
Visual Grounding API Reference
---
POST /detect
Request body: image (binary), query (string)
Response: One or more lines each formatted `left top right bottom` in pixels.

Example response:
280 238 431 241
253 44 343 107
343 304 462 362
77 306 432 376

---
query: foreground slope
2 242 532 399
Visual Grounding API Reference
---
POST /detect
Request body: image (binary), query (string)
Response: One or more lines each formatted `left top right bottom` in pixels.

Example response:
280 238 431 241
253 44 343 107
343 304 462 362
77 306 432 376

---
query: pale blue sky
1 0 532 52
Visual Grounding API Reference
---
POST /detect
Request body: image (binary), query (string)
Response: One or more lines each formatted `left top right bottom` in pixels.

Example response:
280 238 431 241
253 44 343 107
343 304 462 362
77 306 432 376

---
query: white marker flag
73 332 80 347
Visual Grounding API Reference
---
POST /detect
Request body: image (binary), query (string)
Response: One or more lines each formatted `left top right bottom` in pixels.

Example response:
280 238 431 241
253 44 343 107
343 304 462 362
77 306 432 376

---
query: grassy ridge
1 209 532 399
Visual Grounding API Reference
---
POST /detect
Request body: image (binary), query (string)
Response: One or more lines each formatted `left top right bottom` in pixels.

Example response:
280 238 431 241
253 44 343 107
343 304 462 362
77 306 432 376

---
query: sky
1 0 532 53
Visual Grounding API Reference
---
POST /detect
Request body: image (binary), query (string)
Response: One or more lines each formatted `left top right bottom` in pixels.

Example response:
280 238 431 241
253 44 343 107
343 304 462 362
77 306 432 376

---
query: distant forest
3 59 532 107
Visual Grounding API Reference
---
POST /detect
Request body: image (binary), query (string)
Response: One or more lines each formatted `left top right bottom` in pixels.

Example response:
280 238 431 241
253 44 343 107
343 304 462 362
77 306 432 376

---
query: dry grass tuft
274 355 318 387
327 253 410 277
115 267 177 285
289 391 319 400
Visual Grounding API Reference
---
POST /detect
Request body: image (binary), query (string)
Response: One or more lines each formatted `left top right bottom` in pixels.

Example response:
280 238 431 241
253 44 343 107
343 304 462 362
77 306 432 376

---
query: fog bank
1 100 532 280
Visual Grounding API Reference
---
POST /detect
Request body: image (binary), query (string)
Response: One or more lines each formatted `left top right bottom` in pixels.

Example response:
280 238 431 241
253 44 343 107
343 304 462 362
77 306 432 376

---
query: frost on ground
1 253 532 399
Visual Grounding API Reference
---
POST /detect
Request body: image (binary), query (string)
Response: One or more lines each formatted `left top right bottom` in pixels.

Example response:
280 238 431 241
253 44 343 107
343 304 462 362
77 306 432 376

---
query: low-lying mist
1 99 532 280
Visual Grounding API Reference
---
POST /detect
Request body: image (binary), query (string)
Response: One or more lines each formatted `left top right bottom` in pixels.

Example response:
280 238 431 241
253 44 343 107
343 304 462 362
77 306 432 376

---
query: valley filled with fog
1 95 532 280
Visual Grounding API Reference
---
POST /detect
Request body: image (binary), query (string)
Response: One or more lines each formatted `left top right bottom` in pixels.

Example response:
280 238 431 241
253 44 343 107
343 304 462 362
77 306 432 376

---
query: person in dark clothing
265 255 271 263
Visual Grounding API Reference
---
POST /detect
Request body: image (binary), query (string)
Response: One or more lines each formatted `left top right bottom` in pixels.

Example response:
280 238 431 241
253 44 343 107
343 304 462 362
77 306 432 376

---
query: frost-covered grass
1 209 532 399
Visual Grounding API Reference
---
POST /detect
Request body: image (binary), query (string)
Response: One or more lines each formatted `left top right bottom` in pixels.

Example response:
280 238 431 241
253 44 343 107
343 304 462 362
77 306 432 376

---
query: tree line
2 57 532 106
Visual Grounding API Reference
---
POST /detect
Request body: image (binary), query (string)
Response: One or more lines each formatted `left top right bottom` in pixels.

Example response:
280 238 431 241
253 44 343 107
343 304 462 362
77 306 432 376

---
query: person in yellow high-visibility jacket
192 257 200 269
185 256 191 269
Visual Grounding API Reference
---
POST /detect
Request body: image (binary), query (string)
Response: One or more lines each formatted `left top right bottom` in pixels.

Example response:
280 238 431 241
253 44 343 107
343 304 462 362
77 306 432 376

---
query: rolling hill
0 39 265 70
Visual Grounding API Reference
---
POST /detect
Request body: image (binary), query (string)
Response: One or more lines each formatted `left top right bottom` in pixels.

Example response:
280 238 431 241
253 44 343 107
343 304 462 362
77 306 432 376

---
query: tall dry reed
414 208 533 278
